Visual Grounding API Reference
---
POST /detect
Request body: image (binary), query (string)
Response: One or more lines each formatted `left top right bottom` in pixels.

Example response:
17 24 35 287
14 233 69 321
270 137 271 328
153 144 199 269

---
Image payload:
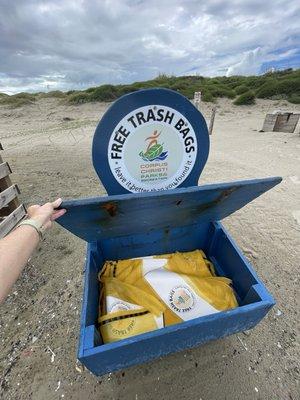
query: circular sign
108 104 198 192
93 88 209 195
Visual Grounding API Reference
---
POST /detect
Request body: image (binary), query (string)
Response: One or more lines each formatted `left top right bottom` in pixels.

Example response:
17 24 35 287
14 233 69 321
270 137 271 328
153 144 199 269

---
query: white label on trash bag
142 258 167 274
106 295 141 313
143 268 219 320
106 295 164 329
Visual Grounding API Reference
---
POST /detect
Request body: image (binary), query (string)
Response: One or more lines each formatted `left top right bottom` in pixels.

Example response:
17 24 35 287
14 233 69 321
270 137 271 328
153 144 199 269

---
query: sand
0 97 299 400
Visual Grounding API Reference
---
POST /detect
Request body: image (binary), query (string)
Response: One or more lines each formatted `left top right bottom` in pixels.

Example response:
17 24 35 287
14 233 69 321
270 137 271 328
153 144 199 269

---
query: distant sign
93 89 209 195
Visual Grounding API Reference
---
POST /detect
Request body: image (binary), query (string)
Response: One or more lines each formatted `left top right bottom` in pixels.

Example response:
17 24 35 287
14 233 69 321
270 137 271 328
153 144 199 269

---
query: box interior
81 220 265 351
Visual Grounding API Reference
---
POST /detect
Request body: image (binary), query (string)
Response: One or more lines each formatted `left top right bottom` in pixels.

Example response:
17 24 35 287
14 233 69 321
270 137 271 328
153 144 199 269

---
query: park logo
169 286 195 313
108 104 197 193
139 130 168 162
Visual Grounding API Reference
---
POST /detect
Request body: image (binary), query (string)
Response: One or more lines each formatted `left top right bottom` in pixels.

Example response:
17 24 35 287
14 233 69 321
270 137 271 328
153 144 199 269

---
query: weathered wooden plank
263 124 275 132
0 159 20 210
0 149 21 212
0 184 20 209
0 204 26 238
262 114 277 131
0 162 11 180
274 117 297 132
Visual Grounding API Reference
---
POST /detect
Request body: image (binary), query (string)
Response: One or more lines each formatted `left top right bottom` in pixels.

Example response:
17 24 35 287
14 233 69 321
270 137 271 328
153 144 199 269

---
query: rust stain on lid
102 202 118 217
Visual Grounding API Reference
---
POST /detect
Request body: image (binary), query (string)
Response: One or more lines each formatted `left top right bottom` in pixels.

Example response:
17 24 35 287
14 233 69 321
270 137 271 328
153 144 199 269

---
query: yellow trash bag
133 254 238 326
98 277 165 343
157 250 216 277
98 250 238 343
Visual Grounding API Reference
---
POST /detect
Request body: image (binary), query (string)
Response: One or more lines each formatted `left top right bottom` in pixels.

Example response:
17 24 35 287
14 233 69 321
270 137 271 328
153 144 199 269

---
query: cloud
0 0 299 93
226 47 263 76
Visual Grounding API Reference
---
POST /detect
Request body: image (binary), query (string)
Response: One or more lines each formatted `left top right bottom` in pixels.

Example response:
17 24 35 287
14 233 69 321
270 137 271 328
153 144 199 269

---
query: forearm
0 226 39 303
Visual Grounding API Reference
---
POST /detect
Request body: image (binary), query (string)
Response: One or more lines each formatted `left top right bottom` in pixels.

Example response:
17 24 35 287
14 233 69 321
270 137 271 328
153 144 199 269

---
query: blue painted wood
98 222 212 262
77 221 275 376
80 303 272 376
92 88 209 195
57 176 281 242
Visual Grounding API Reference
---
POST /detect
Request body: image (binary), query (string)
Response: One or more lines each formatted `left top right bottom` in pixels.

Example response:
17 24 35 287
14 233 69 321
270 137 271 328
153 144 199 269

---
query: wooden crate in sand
261 112 300 133
0 143 26 238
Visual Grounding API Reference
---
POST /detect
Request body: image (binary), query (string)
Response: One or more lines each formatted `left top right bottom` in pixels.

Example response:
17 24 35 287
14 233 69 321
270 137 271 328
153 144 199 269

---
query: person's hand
27 198 66 230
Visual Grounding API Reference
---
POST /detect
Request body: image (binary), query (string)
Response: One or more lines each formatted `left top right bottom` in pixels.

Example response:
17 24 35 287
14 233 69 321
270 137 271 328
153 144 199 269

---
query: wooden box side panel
98 222 212 261
207 222 274 305
78 242 103 357
80 302 272 376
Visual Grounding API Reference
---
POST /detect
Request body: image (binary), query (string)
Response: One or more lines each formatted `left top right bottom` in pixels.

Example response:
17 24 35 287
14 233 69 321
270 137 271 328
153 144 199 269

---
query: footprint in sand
292 211 300 226
289 176 300 184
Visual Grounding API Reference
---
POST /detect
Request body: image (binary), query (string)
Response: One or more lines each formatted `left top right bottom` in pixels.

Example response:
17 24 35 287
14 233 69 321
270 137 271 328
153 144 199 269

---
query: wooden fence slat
0 184 20 208
0 162 11 180
0 204 26 239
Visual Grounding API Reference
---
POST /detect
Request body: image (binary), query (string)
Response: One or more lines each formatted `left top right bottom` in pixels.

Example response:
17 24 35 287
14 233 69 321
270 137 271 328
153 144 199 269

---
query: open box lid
57 177 281 242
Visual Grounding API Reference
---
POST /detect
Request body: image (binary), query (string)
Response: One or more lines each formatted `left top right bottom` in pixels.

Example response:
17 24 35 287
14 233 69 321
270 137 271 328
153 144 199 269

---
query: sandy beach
0 98 299 400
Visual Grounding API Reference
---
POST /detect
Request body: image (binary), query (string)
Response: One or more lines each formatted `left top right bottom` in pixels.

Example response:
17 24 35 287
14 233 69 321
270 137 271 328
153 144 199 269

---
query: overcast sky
1 0 299 94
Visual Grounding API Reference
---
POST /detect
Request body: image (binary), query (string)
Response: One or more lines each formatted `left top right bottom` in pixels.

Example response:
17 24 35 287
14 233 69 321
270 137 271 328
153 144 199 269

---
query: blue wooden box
57 88 281 376
58 178 280 376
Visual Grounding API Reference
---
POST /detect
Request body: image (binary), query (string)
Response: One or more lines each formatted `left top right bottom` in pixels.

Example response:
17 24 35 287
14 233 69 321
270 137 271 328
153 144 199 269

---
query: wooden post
194 91 201 110
209 106 216 135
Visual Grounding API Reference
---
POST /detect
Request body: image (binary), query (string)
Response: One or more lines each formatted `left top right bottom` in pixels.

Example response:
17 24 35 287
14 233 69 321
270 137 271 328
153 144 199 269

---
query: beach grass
1 68 299 107
67 68 300 105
